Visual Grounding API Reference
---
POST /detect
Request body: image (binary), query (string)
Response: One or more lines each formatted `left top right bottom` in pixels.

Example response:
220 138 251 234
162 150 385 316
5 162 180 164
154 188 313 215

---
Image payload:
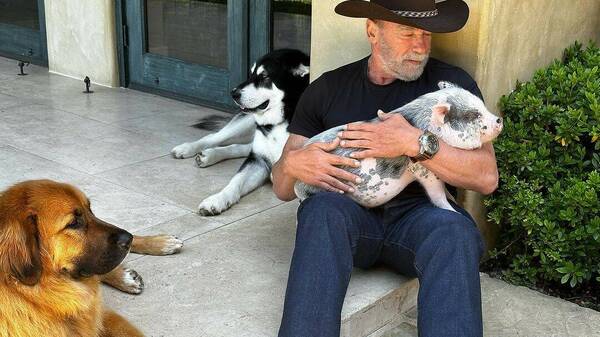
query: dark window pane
272 0 311 55
0 0 39 30
146 0 228 69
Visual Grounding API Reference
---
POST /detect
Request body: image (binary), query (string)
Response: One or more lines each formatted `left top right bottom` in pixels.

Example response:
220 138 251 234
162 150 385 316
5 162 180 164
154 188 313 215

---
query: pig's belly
347 158 412 207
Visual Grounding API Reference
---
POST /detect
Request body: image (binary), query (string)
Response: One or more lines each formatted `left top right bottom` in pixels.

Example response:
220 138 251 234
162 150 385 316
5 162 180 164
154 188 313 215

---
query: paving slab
0 146 190 233
0 92 26 109
38 87 202 124
97 155 286 224
0 102 119 146
480 273 600 337
103 201 415 337
107 106 227 145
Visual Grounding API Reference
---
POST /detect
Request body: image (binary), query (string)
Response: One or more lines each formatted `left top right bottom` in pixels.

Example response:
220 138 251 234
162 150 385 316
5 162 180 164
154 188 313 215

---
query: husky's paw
118 268 145 295
171 142 199 159
195 149 217 168
197 194 234 216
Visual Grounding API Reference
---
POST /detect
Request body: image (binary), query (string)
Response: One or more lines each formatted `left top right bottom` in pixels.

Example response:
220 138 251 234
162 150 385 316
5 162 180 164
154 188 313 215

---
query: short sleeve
287 75 328 138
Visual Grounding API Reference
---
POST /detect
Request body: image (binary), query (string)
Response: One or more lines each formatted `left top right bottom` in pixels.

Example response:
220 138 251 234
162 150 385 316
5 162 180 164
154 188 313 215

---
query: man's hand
282 138 362 194
338 110 422 159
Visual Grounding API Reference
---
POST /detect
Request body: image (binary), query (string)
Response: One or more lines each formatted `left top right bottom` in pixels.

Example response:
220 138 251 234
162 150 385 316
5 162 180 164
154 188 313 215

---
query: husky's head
231 49 310 126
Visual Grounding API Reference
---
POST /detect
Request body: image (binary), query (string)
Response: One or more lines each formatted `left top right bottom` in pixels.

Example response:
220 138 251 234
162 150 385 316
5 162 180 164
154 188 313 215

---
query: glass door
122 0 311 110
271 0 311 54
125 0 247 110
249 0 311 70
0 0 47 65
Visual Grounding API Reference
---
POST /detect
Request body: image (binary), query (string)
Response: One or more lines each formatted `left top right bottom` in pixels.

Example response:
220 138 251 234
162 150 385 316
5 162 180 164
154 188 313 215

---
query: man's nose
411 35 430 54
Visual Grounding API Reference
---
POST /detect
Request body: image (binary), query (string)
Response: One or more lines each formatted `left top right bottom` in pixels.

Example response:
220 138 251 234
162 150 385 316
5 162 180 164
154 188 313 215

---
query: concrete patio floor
1 57 598 337
0 58 414 337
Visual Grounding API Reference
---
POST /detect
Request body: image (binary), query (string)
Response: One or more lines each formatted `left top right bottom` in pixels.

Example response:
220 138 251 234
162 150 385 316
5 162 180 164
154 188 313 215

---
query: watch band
411 152 432 163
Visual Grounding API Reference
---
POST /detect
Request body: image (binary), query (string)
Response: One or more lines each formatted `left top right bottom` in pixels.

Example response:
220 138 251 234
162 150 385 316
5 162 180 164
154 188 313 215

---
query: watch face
423 133 439 153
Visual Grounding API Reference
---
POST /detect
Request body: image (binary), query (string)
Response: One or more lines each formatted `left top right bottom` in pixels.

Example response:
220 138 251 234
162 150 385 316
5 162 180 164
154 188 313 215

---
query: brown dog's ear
0 210 43 286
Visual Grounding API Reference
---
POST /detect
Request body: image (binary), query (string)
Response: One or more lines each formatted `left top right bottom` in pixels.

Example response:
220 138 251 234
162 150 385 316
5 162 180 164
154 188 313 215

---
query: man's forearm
272 158 298 201
421 141 499 195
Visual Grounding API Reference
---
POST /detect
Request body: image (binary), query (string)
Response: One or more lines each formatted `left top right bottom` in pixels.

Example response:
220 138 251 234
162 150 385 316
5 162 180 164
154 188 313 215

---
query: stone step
369 319 417 337
104 201 418 337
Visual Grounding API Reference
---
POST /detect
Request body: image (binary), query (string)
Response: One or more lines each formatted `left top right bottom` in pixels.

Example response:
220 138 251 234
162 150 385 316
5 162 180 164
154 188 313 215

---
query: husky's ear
292 64 310 78
0 191 43 286
438 81 460 90
431 102 451 127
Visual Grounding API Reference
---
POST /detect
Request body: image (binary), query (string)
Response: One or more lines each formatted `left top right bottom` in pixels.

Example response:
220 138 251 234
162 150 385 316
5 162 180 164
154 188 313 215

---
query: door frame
0 0 48 66
117 0 253 111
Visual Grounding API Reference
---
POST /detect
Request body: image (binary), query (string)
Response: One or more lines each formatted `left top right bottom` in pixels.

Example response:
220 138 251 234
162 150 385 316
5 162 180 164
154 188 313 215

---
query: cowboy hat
335 0 469 33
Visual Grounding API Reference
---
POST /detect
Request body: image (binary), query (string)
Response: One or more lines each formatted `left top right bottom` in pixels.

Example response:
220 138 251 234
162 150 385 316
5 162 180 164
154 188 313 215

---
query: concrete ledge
342 277 418 337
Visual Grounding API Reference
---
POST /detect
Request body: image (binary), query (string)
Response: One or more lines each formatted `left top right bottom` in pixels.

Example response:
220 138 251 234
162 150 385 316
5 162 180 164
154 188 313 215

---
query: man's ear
431 102 450 127
0 201 43 286
366 19 378 42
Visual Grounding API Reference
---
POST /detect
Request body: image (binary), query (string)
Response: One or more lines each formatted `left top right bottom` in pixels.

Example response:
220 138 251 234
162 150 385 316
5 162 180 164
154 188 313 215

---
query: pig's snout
482 117 502 130
495 117 503 131
480 114 503 143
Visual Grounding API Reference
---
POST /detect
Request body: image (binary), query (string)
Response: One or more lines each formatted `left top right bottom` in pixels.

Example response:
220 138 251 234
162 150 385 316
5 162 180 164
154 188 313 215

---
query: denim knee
434 217 485 261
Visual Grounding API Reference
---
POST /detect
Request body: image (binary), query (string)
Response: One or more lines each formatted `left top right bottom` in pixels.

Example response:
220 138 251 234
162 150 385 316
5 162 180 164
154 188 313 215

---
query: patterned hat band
391 9 439 18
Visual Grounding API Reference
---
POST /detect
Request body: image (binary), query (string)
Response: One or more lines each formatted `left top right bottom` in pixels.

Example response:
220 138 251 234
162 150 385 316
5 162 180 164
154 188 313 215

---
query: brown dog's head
0 180 132 286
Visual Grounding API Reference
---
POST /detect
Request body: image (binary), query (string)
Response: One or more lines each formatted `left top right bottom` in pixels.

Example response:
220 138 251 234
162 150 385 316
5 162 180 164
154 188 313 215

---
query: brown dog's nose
115 232 133 250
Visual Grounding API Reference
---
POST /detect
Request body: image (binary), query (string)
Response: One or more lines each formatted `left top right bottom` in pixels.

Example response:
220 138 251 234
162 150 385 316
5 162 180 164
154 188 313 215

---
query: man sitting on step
272 1 499 336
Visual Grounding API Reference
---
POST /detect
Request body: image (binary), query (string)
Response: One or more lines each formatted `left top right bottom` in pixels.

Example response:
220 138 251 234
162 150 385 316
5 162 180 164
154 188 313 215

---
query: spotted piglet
294 81 503 212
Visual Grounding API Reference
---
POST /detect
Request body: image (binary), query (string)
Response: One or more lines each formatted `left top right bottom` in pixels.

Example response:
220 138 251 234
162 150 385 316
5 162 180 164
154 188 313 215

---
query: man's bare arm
421 142 498 195
272 135 307 201
272 134 362 201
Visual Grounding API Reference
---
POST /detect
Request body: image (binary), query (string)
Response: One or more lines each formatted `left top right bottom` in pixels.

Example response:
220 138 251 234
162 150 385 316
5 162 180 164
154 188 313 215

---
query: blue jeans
278 192 485 337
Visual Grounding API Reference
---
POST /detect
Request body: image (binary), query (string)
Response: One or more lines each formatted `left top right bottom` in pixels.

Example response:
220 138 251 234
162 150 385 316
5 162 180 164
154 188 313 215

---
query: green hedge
485 42 600 289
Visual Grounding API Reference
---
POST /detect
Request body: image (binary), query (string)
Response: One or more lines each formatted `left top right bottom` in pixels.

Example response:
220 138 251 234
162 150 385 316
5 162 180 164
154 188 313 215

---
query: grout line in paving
92 153 171 175
4 144 105 177
2 144 192 216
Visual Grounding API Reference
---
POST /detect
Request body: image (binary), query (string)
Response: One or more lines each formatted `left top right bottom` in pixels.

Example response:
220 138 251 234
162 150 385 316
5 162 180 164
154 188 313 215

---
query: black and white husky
171 49 310 215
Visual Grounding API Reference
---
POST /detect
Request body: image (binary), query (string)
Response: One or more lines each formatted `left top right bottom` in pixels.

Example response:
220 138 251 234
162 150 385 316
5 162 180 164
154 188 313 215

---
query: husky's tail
191 115 232 131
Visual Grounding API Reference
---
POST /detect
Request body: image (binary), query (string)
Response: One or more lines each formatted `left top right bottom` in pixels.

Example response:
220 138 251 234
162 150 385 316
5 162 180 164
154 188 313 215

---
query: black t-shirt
288 55 483 200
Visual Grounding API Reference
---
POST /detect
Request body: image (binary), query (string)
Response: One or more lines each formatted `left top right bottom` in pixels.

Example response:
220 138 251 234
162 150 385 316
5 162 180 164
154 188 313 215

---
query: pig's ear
431 102 450 127
438 81 460 90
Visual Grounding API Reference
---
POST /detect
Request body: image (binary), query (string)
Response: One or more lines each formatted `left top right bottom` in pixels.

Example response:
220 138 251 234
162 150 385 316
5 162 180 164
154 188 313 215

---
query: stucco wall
44 0 119 87
311 0 600 249
311 0 370 82
434 0 600 114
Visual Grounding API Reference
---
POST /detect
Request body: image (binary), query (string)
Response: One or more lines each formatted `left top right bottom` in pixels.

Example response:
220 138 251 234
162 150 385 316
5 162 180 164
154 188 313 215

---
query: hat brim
334 0 469 33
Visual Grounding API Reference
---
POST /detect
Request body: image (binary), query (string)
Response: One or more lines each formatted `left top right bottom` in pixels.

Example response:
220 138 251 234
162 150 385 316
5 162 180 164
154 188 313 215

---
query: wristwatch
411 130 439 162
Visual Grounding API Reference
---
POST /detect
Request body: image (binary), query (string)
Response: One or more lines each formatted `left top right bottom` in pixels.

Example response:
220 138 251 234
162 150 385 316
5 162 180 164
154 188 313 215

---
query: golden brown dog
0 180 147 337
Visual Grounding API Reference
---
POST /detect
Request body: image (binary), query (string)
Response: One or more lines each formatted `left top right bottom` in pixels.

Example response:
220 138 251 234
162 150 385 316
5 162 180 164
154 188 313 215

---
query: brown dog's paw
131 234 184 256
119 268 144 294
102 266 145 295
